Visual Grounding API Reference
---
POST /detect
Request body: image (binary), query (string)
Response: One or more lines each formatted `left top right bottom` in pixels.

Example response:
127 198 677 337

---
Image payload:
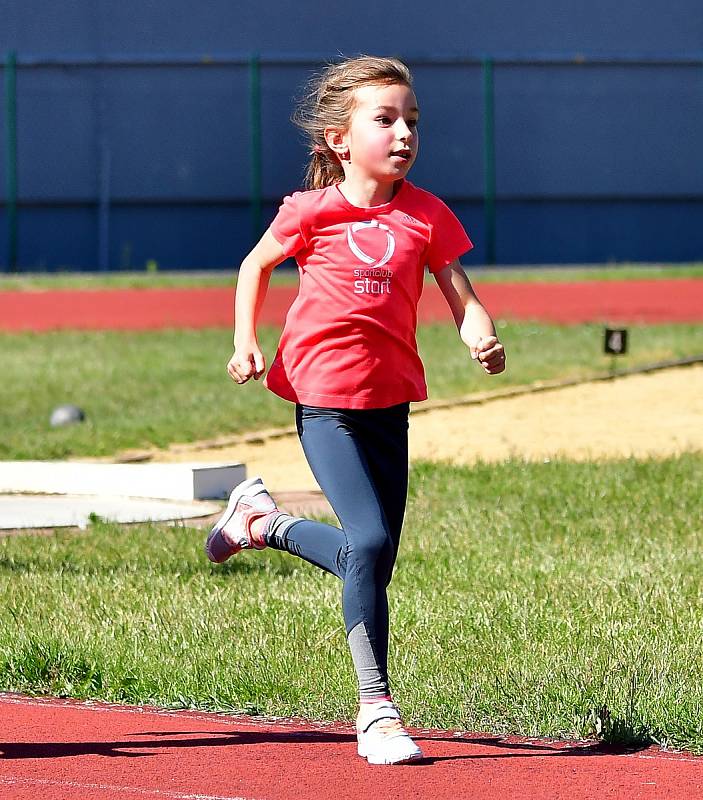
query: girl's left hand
467 335 506 374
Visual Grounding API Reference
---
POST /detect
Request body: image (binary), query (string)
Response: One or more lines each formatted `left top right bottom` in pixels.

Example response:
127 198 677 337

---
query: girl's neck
336 177 402 208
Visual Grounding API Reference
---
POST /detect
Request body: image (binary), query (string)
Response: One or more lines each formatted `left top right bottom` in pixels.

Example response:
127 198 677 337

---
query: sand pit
144 364 703 493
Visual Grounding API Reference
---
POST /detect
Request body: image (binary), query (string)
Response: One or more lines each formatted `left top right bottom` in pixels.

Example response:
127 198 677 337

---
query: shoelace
371 718 408 738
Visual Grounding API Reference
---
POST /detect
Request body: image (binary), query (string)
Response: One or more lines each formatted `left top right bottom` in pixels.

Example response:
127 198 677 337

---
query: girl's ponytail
304 146 344 190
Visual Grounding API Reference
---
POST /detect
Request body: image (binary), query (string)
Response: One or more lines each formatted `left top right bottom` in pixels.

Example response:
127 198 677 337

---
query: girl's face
341 82 419 183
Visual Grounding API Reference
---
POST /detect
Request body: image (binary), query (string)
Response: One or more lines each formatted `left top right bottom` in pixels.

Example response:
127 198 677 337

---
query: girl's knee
352 528 394 574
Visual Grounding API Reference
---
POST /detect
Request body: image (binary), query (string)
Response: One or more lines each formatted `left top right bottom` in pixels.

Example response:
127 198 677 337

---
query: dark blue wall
1 1 702 270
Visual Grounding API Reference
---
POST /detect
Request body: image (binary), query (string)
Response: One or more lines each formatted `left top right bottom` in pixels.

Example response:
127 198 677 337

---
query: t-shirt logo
346 220 395 267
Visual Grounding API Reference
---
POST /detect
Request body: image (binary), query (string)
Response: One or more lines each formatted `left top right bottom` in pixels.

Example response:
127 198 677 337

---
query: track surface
1 278 701 331
2 694 701 800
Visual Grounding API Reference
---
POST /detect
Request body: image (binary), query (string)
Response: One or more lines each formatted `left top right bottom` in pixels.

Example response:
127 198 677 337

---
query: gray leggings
266 402 410 698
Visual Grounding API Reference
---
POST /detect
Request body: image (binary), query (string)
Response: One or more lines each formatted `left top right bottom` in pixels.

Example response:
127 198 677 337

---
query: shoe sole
358 748 423 765
357 740 423 765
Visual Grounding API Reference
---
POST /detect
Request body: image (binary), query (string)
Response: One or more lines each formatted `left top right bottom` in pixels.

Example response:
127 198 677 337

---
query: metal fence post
98 139 111 272
96 66 111 272
482 57 496 266
4 50 18 272
249 53 262 245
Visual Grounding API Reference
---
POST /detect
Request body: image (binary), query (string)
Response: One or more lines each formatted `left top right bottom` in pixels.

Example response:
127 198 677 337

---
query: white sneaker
356 701 423 765
205 477 277 563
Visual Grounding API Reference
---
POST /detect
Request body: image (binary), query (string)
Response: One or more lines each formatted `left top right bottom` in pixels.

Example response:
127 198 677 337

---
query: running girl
206 55 505 765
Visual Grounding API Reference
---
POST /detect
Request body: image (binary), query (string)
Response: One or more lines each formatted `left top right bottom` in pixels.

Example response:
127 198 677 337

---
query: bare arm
228 229 288 384
433 259 506 374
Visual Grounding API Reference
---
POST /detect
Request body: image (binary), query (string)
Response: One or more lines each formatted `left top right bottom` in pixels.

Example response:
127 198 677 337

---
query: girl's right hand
226 345 266 384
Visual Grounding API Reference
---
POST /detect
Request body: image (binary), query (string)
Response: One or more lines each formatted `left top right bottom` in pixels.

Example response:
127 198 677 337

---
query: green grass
1 322 701 460
1 455 702 750
1 262 702 291
0 270 298 291
469 262 703 283
421 321 703 400
0 327 286 460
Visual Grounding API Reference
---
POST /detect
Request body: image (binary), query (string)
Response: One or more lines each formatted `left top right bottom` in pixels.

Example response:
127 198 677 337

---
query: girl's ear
324 126 350 161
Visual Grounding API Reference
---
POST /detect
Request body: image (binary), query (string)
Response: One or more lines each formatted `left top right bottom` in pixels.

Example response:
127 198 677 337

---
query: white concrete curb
0 461 246 502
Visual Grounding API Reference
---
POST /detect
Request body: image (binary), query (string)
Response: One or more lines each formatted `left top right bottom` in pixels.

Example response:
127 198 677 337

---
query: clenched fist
226 343 266 384
467 335 506 375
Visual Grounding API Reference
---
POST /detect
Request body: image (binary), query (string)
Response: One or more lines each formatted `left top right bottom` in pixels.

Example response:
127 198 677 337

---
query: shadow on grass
0 548 306 579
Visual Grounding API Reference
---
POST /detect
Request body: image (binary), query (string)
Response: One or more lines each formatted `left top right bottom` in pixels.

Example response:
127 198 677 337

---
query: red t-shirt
264 179 473 409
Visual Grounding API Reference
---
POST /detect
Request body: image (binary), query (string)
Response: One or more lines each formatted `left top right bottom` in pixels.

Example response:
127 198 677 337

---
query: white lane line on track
0 776 257 800
631 754 703 765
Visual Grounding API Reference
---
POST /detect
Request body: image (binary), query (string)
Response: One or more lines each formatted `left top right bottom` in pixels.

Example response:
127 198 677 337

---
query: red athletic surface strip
1 694 701 800
0 279 701 332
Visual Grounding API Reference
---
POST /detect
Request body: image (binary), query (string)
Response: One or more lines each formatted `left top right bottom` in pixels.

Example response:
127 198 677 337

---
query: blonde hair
293 55 413 189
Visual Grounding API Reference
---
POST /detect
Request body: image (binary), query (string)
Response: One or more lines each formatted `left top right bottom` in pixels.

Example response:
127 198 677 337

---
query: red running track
0 279 701 331
1 694 701 800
